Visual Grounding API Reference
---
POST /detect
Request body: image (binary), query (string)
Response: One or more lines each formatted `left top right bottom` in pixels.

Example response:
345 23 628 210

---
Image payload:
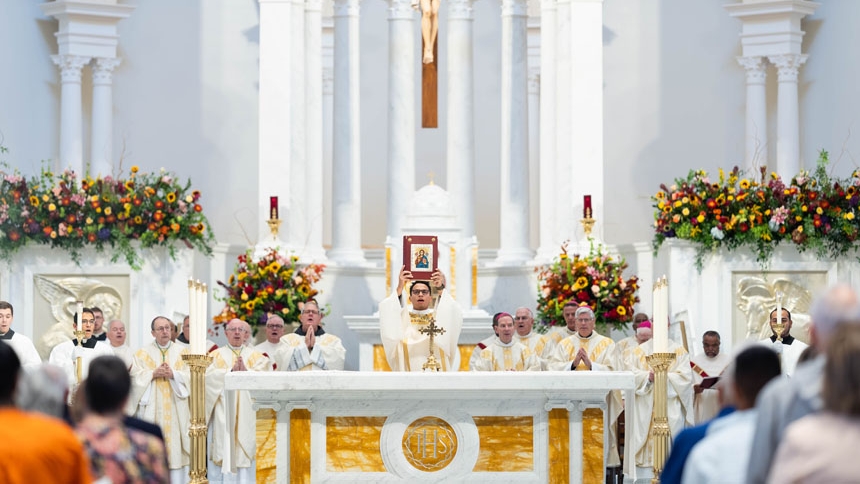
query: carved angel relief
33 275 124 359
736 277 812 343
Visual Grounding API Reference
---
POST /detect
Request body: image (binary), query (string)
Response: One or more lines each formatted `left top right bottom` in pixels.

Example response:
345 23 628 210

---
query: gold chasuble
472 338 541 371
549 331 624 468
379 290 463 371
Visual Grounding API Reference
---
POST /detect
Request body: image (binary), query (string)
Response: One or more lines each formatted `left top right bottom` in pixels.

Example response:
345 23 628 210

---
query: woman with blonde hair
769 323 860 483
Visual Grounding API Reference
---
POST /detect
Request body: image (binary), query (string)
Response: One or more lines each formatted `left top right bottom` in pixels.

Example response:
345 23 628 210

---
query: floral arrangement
653 151 860 269
216 247 326 329
0 160 214 269
535 241 640 334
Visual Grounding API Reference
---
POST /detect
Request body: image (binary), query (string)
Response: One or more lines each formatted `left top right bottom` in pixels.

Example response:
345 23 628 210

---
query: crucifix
419 315 446 371
417 0 440 128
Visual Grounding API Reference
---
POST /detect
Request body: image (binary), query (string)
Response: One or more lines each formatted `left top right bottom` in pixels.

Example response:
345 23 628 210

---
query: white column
289 0 307 250
554 0 571 243
51 54 91 175
258 0 292 239
305 0 326 260
527 68 540 250
738 56 768 172
323 67 334 247
769 53 807 180
497 0 532 263
568 0 604 235
536 0 556 261
447 0 475 239
329 0 365 263
90 57 121 177
387 0 416 241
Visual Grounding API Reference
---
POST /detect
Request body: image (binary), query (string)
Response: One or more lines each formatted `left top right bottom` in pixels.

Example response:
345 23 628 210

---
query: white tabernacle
226 371 635 483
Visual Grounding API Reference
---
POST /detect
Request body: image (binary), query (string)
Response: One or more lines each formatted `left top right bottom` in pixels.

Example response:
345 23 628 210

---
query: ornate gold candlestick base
423 353 443 372
267 218 282 238
580 217 595 237
182 353 213 484
646 352 676 484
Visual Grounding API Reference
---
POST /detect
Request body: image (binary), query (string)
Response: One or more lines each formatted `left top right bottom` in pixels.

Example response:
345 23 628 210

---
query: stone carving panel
733 272 825 345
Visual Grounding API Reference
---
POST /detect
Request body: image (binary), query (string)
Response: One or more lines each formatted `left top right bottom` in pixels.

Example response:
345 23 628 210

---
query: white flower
710 227 725 240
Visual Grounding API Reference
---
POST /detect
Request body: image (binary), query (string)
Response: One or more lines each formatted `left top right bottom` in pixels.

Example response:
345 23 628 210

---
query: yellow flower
718 168 725 184
617 306 627 316
50 231 57 239
795 215 802 222
104 207 112 216
241 292 249 301
86 217 94 224
655 192 666 200
166 192 176 203
600 280 608 288
562 284 570 291
816 207 823 215
681 197 689 204
845 212 855 220
48 203 56 211
740 179 751 190
697 214 705 223
797 226 804 233
802 205 808 212
41 194 49 202
761 232 772 241
682 208 690 216
131 165 139 174
573 276 588 290
29 196 39 207
186 195 193 203
674 200 682 208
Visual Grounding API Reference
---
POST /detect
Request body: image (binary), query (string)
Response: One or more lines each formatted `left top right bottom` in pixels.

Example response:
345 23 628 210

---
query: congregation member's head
514 307 534 336
0 301 14 336
85 355 131 416
151 316 174 347
225 319 247 347
75 308 96 340
265 315 286 343
300 301 323 334
182 315 190 341
15 363 68 419
823 324 860 416
733 346 781 410
107 320 127 348
496 313 515 344
808 284 860 351
562 302 579 331
702 330 721 358
409 281 433 311
768 308 793 339
90 306 105 335
635 321 653 345
0 341 20 407
574 306 596 338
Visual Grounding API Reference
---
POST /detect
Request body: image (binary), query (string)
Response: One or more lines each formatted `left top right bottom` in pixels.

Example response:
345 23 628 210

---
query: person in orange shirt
0 341 91 484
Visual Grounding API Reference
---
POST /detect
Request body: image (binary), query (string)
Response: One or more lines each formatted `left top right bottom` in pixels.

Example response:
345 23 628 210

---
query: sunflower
166 192 176 203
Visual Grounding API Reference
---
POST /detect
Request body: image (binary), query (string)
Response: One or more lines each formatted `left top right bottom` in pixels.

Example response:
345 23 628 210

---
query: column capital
736 56 766 84
501 0 528 17
448 0 475 20
387 0 415 20
92 57 122 85
333 0 360 17
768 53 808 82
51 55 91 83
540 0 557 12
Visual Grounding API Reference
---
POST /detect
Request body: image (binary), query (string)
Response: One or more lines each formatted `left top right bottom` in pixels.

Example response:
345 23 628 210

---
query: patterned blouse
76 415 169 484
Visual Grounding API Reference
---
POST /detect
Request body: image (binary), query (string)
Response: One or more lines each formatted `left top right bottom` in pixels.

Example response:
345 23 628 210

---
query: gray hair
15 363 68 418
574 306 595 319
809 284 860 350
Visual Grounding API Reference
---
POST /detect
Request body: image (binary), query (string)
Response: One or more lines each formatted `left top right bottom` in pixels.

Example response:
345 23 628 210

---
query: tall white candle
197 283 207 353
653 276 669 353
187 279 196 352
775 292 782 337
75 300 84 327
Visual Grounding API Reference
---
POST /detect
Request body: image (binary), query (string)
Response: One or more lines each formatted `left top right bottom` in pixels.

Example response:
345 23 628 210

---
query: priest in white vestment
276 301 346 371
691 330 731 424
255 315 287 370
106 320 134 369
205 318 270 484
624 337 694 475
513 307 555 370
48 307 114 388
177 315 218 353
128 316 191 483
467 316 498 372
760 308 809 377
471 313 540 371
0 301 41 370
379 267 463 372
614 312 649 363
548 305 624 467
546 302 583 346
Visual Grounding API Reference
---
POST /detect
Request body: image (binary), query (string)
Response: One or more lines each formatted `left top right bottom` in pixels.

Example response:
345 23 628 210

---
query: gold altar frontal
252 346 608 483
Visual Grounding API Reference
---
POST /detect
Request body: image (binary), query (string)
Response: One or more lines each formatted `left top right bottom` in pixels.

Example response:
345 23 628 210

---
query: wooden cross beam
421 37 438 128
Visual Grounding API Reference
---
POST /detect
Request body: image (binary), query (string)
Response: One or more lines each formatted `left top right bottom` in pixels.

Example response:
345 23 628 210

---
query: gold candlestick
646 352 676 484
73 329 86 384
580 217 595 237
182 353 213 484
267 218 282 238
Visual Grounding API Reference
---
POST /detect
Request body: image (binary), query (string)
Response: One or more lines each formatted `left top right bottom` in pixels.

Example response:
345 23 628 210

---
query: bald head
809 284 860 351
